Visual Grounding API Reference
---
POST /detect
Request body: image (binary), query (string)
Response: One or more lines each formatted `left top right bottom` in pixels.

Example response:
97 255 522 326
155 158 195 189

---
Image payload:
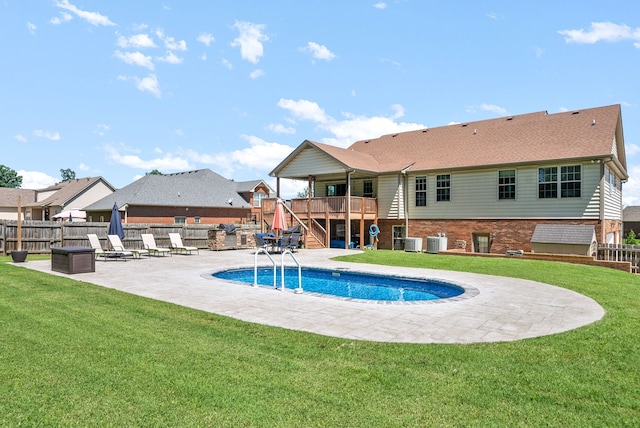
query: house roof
623 206 640 222
235 179 274 194
83 169 253 211
531 224 596 245
0 188 36 208
271 104 627 179
28 177 115 208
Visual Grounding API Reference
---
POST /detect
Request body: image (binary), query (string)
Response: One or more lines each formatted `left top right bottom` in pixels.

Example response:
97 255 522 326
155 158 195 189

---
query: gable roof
271 104 627 180
234 179 274 194
29 176 115 208
531 224 596 245
83 169 253 211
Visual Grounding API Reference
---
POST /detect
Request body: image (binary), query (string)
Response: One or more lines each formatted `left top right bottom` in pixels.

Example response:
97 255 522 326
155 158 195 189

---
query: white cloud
301 42 336 61
374 2 387 10
486 12 501 20
480 103 508 115
156 29 187 51
230 21 268 64
78 163 90 171
114 50 154 70
18 170 57 189
116 33 156 49
103 144 191 171
626 143 640 157
33 130 61 141
94 124 110 136
55 0 115 27
623 164 640 207
201 53 207 61
277 99 425 148
50 12 73 25
135 74 161 98
266 123 296 135
221 58 233 69
558 21 640 47
249 69 264 79
14 134 28 143
156 51 183 65
27 22 36 34
534 46 545 58
197 32 215 46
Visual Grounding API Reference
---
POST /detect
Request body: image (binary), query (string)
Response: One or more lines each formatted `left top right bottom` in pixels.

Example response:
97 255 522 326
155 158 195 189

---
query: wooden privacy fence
0 221 258 255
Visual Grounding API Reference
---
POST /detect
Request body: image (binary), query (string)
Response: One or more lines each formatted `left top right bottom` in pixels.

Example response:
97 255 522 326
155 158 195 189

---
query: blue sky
2 1 640 203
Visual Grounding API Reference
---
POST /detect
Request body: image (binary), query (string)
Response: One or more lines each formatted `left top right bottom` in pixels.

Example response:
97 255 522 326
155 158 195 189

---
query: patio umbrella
52 208 86 220
108 203 125 239
272 199 288 235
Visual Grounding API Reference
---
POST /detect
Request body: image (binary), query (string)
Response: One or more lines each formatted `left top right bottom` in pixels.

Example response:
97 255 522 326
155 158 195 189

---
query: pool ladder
253 249 303 293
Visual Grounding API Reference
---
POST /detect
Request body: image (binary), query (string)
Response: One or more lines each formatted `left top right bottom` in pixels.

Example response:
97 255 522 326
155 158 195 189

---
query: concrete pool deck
19 248 605 344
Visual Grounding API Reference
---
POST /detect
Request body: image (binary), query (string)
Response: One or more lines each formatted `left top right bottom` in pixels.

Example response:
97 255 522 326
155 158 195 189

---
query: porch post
276 177 281 198
346 171 352 249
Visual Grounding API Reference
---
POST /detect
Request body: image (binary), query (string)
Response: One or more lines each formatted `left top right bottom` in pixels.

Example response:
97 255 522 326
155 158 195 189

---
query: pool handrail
254 248 277 288
281 250 303 293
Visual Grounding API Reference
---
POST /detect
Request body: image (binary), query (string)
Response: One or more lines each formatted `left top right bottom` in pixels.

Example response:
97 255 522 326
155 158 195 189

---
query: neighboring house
622 206 640 238
83 169 272 225
269 104 628 253
0 177 115 221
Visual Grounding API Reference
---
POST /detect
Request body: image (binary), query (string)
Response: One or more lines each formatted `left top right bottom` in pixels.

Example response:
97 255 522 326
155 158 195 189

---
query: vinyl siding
378 174 404 219
279 146 346 177
405 162 602 219
603 165 623 220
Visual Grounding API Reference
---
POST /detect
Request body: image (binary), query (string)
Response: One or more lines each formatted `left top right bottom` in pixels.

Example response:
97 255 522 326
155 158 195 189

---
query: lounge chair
87 233 132 261
141 233 172 257
108 234 149 259
168 233 199 255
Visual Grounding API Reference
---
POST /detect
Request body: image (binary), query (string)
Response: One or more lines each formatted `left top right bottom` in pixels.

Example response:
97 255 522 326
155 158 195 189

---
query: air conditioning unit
404 237 423 252
426 236 448 254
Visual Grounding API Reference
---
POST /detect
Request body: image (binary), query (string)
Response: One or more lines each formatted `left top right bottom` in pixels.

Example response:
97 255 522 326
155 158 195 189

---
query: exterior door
473 234 490 253
392 225 405 250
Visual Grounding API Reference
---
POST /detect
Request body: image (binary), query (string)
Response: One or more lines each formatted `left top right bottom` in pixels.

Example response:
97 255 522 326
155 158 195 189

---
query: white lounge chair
107 235 149 259
168 233 199 255
141 233 172 257
87 233 132 261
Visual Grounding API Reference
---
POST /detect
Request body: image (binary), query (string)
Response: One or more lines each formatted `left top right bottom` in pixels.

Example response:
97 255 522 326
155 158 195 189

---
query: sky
2 1 640 203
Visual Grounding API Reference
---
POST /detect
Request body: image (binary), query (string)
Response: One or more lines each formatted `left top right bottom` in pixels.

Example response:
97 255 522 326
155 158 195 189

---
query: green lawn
1 252 638 427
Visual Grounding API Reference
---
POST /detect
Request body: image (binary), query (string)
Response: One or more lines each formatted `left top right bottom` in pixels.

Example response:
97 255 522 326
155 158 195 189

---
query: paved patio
19 248 605 344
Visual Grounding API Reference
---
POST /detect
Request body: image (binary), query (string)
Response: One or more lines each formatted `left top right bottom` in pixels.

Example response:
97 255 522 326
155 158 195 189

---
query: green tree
624 230 638 245
0 164 23 188
297 187 309 198
60 168 76 182
147 169 163 175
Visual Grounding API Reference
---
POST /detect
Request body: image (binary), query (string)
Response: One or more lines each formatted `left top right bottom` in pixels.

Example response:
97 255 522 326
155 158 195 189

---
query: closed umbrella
272 199 288 233
108 203 125 239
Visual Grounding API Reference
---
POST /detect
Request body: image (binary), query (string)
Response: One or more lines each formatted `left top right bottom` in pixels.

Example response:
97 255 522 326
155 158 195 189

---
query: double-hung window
498 170 516 200
253 192 267 207
415 176 427 206
436 174 451 202
538 165 581 199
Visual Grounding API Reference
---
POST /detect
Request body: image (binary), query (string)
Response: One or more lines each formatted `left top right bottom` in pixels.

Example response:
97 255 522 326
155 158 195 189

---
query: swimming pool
212 267 464 302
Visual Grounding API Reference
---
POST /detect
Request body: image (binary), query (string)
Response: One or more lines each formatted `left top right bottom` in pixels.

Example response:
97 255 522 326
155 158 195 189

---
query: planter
11 250 28 263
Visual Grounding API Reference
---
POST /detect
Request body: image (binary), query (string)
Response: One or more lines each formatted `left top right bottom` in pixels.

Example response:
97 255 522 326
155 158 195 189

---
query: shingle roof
83 169 253 211
235 179 273 194
29 177 114 208
531 224 596 245
273 104 626 178
0 188 36 208
623 206 640 222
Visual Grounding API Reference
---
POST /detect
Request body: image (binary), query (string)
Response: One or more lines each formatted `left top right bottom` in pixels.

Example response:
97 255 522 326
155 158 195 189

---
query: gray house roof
531 224 596 245
235 179 273 194
623 206 640 222
83 169 253 211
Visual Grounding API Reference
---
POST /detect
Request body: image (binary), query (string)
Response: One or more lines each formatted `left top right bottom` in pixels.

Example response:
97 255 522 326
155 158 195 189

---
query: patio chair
254 233 270 252
87 233 132 261
141 233 172 257
285 232 301 252
108 234 149 259
168 233 199 255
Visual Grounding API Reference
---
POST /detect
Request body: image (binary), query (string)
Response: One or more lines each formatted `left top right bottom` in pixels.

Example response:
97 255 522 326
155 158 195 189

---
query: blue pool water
212 267 464 302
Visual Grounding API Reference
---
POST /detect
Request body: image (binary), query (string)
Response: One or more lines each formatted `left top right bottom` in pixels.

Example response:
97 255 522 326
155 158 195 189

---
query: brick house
268 104 628 253
83 169 272 225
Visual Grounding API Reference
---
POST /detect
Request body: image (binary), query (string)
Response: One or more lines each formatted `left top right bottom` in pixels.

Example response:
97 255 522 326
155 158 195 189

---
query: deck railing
263 197 376 217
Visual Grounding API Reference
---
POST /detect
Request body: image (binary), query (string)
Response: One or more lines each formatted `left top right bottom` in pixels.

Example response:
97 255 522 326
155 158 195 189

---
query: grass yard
1 252 638 426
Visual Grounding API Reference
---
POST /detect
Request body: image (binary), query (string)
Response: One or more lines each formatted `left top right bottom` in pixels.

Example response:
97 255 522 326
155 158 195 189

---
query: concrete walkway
18 248 605 344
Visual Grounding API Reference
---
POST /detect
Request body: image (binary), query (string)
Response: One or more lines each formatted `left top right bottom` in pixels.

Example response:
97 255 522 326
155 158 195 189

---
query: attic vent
506 116 513 121
473 129 477 135
461 123 468 127
572 111 580 115
364 140 369 144
422 129 428 133
392 134 398 137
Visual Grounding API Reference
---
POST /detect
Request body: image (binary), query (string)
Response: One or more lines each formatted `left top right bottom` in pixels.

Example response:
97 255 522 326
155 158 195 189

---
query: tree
147 169 163 175
60 168 76 182
0 164 23 188
297 187 309 198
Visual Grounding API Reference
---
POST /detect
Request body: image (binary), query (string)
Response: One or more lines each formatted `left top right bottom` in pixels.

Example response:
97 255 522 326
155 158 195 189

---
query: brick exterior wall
125 206 253 225
376 218 621 253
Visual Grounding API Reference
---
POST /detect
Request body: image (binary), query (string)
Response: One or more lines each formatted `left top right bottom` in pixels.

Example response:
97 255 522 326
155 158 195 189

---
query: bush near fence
0 221 260 255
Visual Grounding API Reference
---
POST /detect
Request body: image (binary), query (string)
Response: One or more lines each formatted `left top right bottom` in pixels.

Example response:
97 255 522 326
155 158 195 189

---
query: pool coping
15 248 606 344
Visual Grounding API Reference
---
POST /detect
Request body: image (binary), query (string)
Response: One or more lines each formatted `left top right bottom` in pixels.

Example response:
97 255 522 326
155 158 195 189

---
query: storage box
51 246 95 274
